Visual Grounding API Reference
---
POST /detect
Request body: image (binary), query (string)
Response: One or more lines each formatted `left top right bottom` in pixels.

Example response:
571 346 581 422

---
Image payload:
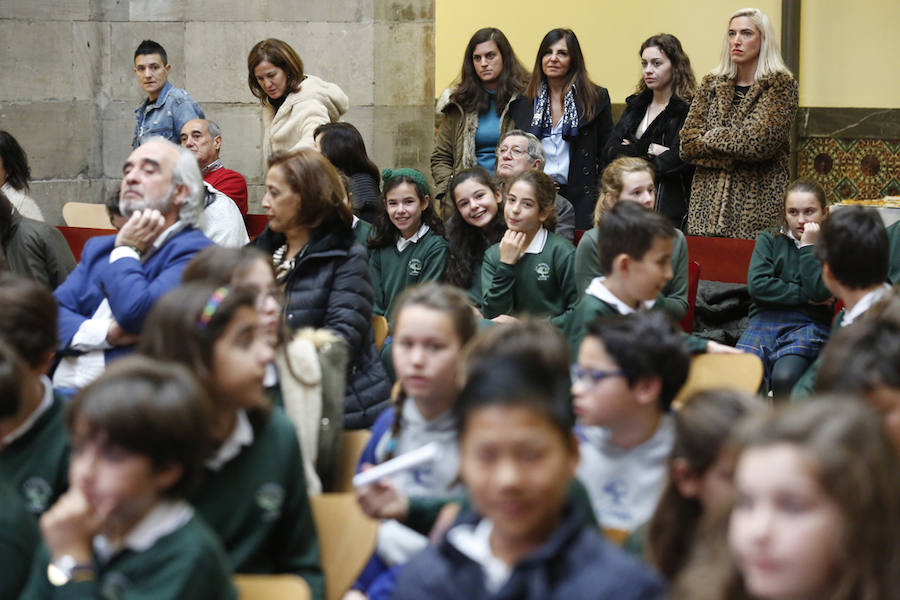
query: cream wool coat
263 74 349 155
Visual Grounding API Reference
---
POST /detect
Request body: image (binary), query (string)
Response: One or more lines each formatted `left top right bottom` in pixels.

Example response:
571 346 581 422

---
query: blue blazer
54 227 212 362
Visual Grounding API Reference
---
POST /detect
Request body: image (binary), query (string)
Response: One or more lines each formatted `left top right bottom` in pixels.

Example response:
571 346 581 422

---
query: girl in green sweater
736 179 833 399
368 168 448 318
481 169 577 324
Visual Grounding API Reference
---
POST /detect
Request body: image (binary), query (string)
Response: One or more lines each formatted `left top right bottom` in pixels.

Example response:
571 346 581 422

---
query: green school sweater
192 409 324 600
21 514 236 600
353 219 373 256
746 230 832 322
465 258 485 308
0 479 38 600
574 227 689 321
791 311 845 399
0 390 70 515
481 231 578 323
888 220 900 285
369 231 448 318
564 290 709 359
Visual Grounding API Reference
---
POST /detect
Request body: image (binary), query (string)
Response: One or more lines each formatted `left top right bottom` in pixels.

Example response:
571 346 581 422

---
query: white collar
447 519 510 594
1 375 54 447
206 410 254 470
843 284 890 326
396 224 430 252
781 226 812 249
522 227 548 255
352 215 360 229
94 500 194 562
584 276 656 314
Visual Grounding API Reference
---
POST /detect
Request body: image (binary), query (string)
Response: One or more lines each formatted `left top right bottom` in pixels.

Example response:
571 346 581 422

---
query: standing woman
0 131 44 222
509 28 613 230
604 34 696 230
252 149 391 429
248 38 349 155
431 27 529 215
680 8 798 239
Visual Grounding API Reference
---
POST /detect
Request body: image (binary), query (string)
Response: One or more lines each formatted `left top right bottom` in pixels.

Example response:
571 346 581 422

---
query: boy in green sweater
0 274 69 515
564 202 736 356
0 341 40 600
21 356 236 599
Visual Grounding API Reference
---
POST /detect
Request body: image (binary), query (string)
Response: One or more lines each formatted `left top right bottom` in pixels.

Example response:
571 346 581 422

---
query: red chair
573 229 586 246
244 214 269 239
57 226 116 262
685 235 755 284
680 260 700 333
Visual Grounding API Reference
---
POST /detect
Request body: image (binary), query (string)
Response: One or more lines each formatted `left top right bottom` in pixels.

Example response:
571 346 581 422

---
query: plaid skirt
736 310 831 378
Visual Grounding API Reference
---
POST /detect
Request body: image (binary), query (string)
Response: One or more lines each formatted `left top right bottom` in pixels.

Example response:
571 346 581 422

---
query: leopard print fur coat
680 71 798 239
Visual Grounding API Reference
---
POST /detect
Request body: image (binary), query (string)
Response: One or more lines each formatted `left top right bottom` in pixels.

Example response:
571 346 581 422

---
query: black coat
252 224 390 429
509 86 613 230
604 90 694 229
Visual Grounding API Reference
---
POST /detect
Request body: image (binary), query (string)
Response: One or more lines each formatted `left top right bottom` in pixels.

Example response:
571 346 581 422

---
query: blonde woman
680 8 798 239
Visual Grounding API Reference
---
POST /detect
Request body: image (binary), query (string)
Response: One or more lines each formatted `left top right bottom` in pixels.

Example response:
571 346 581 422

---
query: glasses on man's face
496 145 527 158
255 287 285 310
570 365 629 387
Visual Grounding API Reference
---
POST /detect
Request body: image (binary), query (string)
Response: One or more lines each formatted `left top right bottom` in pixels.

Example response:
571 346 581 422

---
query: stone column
0 0 435 224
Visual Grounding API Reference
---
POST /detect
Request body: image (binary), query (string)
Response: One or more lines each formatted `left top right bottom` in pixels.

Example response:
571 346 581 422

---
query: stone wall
0 0 435 224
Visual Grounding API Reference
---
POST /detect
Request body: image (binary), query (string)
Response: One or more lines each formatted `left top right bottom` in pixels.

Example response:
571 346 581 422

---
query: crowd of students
1 5 900 600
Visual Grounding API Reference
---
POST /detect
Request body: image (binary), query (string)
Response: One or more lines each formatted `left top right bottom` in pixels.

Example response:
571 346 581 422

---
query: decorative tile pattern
797 137 900 203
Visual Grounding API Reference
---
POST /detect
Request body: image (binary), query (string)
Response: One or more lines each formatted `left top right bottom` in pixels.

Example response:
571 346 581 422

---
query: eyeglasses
496 145 527 157
570 365 629 387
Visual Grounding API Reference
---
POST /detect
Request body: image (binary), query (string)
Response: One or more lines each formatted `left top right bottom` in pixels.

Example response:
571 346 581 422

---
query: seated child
0 341 40 599
572 311 690 537
736 179 833 399
674 400 900 600
575 157 689 320
481 169 577 324
564 201 734 355
368 168 448 319
0 274 70 515
138 283 324 598
393 342 666 598
791 206 891 397
21 356 236 599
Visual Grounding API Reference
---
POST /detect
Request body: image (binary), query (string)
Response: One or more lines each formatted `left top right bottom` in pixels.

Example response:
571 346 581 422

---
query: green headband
382 167 430 196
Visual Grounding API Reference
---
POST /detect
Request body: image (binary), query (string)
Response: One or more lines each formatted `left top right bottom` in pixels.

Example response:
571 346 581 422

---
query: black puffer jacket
604 90 694 229
252 224 391 428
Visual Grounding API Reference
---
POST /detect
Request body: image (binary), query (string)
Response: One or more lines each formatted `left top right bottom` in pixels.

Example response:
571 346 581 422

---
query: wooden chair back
310 493 379 600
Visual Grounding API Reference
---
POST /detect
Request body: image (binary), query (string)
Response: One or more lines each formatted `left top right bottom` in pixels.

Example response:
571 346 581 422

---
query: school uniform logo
535 262 551 281
22 476 53 514
255 483 285 522
408 258 423 277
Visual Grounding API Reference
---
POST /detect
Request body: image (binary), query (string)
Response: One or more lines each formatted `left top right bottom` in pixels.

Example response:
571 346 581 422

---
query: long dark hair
635 33 697 102
524 29 602 124
0 131 30 191
368 173 444 249
444 167 505 289
313 122 380 183
450 28 529 115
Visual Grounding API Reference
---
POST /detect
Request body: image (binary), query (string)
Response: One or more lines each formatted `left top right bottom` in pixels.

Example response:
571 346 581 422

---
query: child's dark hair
383 283 476 460
69 356 214 499
507 169 558 231
138 283 264 413
105 190 122 218
0 340 27 421
444 167 505 289
783 178 827 210
368 169 444 249
584 311 689 411
0 131 31 191
182 245 272 287
456 354 575 443
597 201 675 274
463 318 569 384
816 206 888 289
647 390 761 580
313 122 381 184
0 273 58 369
134 39 167 63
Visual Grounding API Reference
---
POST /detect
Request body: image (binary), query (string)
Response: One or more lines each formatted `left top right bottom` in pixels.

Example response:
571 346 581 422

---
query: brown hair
507 169 558 232
451 27 529 115
69 355 215 499
247 38 306 104
0 339 27 421
267 149 353 232
525 29 602 124
635 34 697 102
182 245 272 287
0 273 58 368
594 157 656 226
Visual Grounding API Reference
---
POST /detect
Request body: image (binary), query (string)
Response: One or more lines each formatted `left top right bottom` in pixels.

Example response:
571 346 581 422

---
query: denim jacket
132 81 205 148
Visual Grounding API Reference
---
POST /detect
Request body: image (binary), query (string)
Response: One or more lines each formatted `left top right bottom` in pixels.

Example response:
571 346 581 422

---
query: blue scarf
529 81 580 139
